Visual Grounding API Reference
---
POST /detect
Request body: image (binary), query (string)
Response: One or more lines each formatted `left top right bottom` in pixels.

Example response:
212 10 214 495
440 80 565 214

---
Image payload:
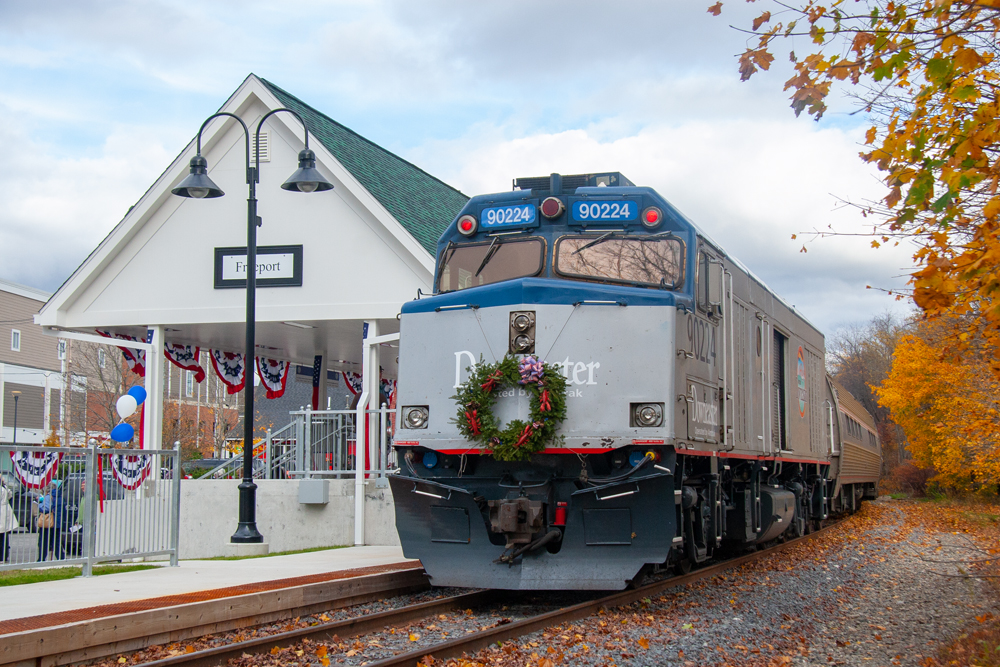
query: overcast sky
0 0 914 335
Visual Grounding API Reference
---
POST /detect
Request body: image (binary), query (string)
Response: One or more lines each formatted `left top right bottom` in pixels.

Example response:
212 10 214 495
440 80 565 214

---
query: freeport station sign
214 245 303 289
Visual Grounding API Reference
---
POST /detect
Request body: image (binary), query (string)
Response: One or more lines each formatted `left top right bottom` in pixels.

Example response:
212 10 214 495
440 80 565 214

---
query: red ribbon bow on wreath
480 370 503 393
464 408 482 436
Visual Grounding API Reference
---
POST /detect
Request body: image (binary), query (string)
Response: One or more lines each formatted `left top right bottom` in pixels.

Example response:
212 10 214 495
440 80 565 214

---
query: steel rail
132 590 500 667
366 524 837 667
132 521 837 667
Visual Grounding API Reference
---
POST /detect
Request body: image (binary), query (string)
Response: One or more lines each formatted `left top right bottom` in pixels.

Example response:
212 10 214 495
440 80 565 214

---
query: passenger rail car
388 172 881 590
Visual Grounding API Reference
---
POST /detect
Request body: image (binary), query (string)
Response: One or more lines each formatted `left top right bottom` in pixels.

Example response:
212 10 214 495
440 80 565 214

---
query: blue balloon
110 423 135 443
127 386 147 405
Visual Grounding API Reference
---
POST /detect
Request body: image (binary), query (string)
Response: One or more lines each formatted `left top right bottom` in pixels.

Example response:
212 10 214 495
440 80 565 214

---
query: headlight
508 310 535 354
631 403 663 427
403 406 429 429
512 334 532 352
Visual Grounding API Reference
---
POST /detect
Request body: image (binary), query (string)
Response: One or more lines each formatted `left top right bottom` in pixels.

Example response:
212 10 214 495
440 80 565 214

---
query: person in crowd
0 477 19 562
36 480 66 561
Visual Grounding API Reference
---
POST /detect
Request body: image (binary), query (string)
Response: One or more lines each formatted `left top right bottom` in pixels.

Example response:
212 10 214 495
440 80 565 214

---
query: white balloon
116 394 138 419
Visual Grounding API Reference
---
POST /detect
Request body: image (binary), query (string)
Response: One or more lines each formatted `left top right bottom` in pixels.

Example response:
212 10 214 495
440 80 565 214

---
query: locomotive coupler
488 497 545 548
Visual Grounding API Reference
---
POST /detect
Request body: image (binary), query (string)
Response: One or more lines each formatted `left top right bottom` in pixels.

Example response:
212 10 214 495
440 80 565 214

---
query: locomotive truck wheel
673 558 692 576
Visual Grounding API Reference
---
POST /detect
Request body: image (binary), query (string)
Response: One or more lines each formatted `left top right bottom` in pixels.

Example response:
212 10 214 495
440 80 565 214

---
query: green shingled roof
260 78 468 255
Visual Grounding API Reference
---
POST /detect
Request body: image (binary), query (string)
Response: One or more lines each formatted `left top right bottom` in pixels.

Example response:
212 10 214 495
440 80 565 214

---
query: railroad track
128 523 837 667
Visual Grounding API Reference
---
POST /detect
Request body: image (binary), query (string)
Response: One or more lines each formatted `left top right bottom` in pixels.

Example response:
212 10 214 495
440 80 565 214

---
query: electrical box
298 478 329 504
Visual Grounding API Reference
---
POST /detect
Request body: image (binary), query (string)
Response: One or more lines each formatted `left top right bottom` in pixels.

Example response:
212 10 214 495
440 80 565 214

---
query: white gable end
36 77 447 366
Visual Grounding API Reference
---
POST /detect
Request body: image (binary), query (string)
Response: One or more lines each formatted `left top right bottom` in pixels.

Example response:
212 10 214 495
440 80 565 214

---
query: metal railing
194 407 396 481
286 407 395 479
0 444 181 575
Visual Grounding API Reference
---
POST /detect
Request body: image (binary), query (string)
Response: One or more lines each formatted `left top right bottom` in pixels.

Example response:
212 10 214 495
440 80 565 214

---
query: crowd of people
1 476 77 563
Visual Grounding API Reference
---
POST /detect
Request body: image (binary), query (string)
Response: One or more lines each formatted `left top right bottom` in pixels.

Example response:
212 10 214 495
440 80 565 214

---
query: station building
32 74 468 550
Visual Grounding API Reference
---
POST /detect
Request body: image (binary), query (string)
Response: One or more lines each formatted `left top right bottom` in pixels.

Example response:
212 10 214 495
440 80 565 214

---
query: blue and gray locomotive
388 172 880 590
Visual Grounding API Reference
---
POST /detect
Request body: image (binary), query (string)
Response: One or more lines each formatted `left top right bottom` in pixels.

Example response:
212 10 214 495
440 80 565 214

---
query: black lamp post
172 109 332 543
11 390 20 447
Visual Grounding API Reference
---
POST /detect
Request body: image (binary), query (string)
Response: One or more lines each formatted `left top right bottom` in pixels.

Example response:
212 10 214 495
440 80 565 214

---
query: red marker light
540 197 565 219
642 206 662 229
457 214 478 236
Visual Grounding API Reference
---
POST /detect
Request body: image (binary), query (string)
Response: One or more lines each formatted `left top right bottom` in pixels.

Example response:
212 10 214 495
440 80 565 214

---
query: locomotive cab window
437 237 545 293
554 234 683 288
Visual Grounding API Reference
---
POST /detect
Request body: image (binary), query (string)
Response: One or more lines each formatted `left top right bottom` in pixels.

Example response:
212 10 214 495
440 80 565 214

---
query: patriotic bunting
209 350 246 394
256 357 290 399
344 373 397 402
96 330 146 377
9 450 63 490
164 343 206 382
343 372 363 396
109 453 152 491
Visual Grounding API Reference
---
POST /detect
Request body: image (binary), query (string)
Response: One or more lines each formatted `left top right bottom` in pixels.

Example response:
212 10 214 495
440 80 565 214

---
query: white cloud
0 115 183 290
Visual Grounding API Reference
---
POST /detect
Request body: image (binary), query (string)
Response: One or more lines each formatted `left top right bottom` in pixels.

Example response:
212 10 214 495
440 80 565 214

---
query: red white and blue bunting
164 343 205 382
96 330 146 377
209 350 246 394
343 372 363 396
256 357 290 399
109 453 151 491
9 450 63 490
344 373 396 402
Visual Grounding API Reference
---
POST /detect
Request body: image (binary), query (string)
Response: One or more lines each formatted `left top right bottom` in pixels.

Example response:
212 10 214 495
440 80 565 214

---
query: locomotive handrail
583 453 655 486
595 482 640 501
434 303 480 312
572 299 627 306
572 471 673 499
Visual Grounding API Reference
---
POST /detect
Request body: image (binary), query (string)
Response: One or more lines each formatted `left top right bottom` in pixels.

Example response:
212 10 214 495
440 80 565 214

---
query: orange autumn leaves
714 1 1000 366
877 322 1000 491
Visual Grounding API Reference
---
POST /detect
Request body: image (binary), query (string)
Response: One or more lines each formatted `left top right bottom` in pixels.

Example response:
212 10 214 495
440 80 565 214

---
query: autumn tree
829 312 912 466
876 316 1000 492
64 341 142 442
713 1 1000 362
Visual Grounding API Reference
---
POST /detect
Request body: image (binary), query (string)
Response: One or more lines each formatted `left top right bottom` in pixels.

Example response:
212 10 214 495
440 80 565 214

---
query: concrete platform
0 546 414 623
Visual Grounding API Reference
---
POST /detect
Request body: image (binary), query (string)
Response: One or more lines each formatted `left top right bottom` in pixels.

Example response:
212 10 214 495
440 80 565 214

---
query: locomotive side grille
772 330 788 450
807 349 825 455
733 300 752 447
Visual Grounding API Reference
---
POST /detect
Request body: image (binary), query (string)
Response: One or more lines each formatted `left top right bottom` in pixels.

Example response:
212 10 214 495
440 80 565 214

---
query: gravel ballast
453 499 998 667
102 498 999 667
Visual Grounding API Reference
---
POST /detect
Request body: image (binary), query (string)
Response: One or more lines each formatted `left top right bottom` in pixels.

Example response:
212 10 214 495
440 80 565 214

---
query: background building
0 279 63 445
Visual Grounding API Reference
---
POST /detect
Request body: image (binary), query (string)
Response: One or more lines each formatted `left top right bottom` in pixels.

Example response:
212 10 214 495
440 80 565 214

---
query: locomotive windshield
437 238 545 292
555 235 684 288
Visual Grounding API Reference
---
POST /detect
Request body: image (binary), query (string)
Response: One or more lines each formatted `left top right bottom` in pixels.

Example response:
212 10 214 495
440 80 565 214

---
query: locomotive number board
481 204 538 229
571 199 639 222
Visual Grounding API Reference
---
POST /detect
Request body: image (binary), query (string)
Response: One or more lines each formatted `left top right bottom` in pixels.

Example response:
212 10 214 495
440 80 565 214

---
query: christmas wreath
453 355 568 461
